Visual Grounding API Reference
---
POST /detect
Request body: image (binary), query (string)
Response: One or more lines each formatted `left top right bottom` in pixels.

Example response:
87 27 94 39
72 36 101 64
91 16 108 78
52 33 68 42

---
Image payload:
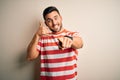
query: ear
60 15 62 21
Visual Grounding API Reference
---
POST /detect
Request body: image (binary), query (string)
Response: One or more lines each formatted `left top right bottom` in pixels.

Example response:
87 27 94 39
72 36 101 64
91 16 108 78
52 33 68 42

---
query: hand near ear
36 22 51 36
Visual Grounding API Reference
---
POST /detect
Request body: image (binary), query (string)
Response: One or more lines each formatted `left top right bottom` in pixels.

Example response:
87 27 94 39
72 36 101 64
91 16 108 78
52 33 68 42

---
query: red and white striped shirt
37 29 79 80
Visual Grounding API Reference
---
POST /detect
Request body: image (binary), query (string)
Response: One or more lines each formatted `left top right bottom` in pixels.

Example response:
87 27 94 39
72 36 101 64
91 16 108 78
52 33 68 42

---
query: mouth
54 25 59 29
49 24 62 33
52 24 59 31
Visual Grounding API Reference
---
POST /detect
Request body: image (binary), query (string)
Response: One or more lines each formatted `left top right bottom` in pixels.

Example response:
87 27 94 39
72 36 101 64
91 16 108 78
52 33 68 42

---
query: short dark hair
43 6 60 20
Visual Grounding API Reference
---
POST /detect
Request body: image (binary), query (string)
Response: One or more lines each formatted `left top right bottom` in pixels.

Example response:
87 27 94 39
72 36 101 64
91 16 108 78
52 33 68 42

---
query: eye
46 19 52 23
54 16 58 20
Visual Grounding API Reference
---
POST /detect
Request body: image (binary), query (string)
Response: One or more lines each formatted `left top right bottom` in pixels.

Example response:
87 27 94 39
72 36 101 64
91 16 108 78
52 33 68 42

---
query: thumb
58 37 65 50
39 22 44 30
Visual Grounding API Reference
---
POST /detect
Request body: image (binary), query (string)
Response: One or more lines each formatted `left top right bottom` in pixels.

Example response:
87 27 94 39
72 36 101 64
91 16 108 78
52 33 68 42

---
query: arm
27 34 40 61
58 35 83 49
27 22 50 61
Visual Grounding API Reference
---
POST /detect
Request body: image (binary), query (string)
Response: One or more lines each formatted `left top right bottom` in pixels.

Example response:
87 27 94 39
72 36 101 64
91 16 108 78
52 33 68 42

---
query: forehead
45 11 60 19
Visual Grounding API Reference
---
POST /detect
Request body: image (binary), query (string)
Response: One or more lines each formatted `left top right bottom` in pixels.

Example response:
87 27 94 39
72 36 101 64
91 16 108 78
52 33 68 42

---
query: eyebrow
46 15 57 20
54 15 58 18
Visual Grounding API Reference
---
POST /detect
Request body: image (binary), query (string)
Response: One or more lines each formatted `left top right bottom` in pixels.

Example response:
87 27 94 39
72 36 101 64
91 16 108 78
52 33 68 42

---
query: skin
27 11 83 61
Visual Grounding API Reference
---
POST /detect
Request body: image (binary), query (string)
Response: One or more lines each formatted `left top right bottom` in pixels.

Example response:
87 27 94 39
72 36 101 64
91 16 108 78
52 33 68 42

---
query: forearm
27 34 40 61
71 37 83 49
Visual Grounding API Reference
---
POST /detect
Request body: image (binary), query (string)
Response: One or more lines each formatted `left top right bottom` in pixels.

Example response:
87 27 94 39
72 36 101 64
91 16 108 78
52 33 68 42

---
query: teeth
55 25 58 28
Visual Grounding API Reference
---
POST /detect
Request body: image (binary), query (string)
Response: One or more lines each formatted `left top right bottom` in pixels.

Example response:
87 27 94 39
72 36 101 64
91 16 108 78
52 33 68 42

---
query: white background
0 0 120 80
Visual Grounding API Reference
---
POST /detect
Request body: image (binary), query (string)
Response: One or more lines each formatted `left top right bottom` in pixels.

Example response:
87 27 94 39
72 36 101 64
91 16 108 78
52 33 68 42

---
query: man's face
45 11 62 33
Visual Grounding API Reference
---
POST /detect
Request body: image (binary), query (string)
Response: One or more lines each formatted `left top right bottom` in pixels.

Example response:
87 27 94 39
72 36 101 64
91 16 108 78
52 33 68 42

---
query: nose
52 19 57 25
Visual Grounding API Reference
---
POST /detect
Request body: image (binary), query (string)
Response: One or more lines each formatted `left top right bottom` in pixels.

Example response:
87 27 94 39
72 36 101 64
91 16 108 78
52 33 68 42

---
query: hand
58 36 73 49
36 22 50 36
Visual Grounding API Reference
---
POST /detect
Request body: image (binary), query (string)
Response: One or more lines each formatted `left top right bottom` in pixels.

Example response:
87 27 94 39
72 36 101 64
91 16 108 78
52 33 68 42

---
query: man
27 6 83 80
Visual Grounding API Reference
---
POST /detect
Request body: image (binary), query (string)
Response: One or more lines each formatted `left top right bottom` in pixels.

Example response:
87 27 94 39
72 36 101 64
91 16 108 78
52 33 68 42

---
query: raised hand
36 22 51 36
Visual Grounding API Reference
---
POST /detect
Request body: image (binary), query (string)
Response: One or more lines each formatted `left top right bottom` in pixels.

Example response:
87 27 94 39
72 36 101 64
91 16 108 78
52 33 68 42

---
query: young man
27 6 83 80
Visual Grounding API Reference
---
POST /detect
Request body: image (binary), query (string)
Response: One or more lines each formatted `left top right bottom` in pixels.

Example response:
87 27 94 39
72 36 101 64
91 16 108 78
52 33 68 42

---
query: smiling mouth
53 24 58 29
50 24 62 32
49 27 58 32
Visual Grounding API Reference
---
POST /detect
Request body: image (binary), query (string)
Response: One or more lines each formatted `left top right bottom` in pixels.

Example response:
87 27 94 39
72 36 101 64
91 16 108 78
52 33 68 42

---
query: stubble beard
50 24 62 33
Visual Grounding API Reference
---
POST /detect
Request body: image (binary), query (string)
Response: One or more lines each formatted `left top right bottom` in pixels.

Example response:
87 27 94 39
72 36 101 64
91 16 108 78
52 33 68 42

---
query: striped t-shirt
37 29 79 80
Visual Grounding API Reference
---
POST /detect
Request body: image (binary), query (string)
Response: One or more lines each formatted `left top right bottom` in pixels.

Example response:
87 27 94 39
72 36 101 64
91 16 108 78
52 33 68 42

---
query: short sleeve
36 39 42 51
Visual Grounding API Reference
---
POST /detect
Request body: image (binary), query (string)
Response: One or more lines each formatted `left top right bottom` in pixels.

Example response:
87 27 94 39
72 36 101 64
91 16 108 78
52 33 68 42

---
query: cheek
47 23 53 29
59 19 62 24
46 22 52 27
58 21 62 26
